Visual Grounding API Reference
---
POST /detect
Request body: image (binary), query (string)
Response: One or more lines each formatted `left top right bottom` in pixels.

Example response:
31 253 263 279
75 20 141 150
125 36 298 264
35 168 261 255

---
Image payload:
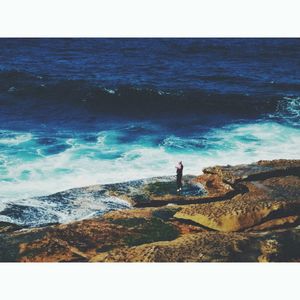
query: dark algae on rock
110 217 180 247
0 159 300 262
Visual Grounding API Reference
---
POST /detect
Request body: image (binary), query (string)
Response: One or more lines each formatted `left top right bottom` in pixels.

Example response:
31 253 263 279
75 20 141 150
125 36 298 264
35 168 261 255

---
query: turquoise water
1 119 299 203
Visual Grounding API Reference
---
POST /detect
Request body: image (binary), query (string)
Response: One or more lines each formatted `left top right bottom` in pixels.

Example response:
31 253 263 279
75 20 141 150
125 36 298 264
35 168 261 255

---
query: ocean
0 38 299 226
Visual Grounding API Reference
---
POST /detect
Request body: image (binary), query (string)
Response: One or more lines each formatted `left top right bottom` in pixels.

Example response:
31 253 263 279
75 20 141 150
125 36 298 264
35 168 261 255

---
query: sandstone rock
203 159 300 184
248 216 300 231
90 229 300 262
193 173 233 198
0 159 299 262
174 161 300 232
103 160 299 207
0 207 185 262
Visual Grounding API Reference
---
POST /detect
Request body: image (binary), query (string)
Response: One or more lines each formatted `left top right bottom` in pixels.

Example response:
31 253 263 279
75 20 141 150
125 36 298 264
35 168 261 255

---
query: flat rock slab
175 161 300 232
104 175 207 206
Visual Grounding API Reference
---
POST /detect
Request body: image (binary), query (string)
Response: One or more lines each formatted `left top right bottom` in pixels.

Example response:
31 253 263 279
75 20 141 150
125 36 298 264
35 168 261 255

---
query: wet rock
0 221 23 234
0 186 131 227
104 175 207 206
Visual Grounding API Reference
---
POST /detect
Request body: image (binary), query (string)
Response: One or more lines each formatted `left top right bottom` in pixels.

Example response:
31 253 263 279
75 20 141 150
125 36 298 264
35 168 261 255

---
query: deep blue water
0 38 299 226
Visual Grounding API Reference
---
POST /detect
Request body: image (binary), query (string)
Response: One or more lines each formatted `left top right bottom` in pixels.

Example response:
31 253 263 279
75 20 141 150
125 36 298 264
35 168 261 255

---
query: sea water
0 39 299 225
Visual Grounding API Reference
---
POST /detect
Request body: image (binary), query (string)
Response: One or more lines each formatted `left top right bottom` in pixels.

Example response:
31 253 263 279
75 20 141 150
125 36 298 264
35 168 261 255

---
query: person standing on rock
176 161 184 192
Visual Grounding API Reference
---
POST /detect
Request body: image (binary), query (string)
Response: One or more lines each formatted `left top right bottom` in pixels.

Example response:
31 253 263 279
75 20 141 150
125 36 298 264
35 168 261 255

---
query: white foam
0 121 299 204
0 215 14 224
0 130 32 145
1 190 131 226
270 96 300 126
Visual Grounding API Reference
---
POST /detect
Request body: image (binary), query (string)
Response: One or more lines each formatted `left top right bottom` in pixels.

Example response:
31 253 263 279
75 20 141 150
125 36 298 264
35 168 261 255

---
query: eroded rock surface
0 159 299 262
90 229 300 262
175 161 300 232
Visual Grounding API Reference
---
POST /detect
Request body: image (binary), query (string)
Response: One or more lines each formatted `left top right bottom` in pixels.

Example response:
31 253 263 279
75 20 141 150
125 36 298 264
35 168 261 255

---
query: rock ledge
0 159 299 262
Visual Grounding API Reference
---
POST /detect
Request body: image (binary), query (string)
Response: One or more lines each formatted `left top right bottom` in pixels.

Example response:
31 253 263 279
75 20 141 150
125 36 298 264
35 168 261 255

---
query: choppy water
0 39 299 226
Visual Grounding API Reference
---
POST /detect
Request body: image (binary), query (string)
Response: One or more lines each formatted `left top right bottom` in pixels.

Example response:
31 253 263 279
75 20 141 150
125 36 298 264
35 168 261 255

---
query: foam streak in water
0 121 299 204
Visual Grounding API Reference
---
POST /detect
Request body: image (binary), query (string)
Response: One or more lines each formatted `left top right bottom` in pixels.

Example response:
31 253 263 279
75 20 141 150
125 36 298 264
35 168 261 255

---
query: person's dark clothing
176 174 182 189
176 165 183 189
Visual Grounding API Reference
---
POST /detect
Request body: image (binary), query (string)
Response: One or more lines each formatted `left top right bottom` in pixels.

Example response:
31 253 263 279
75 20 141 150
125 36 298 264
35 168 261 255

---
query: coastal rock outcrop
90 229 300 262
0 159 299 262
174 160 300 232
0 206 202 262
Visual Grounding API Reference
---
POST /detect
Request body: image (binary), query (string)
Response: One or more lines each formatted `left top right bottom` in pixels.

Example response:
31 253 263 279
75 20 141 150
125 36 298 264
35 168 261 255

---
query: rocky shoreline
0 159 299 262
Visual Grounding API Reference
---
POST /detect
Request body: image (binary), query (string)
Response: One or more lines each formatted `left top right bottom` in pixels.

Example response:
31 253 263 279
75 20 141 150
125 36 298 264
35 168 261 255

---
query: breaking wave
0 70 289 118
